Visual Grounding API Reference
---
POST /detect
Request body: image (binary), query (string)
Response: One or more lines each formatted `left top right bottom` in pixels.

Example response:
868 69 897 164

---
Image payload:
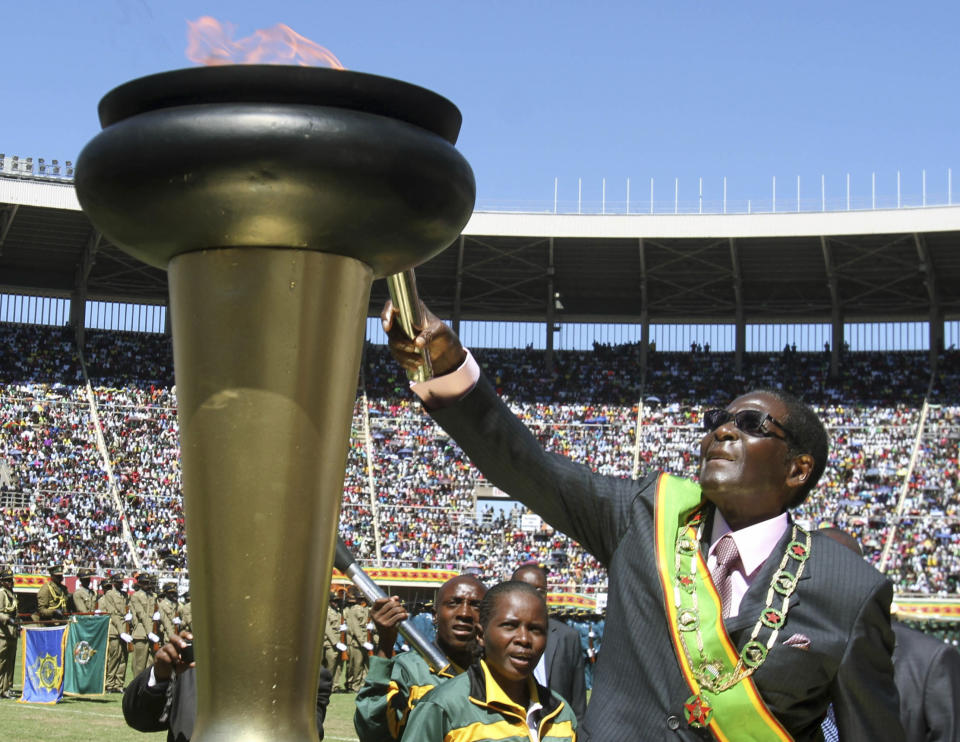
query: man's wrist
376 628 399 657
410 349 479 410
146 666 170 689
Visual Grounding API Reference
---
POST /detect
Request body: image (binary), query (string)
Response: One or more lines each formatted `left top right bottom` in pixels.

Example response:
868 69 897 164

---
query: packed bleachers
1 322 959 602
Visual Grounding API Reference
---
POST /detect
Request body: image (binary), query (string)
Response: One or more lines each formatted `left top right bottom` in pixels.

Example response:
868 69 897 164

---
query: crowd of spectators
1 323 959 606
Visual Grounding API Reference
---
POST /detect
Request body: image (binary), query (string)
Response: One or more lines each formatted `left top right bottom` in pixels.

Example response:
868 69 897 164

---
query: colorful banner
19 625 67 704
330 567 460 587
64 615 109 695
13 574 46 593
548 593 597 611
892 598 960 622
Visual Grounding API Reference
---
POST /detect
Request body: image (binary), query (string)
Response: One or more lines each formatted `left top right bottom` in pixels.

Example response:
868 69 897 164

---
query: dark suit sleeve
431 373 652 565
920 641 960 742
122 666 170 733
831 579 906 742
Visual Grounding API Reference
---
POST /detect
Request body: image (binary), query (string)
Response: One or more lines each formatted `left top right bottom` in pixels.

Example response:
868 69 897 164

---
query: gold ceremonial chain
674 511 811 696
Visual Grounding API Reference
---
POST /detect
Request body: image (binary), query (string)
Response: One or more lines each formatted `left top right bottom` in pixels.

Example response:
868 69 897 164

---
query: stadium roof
2 173 960 325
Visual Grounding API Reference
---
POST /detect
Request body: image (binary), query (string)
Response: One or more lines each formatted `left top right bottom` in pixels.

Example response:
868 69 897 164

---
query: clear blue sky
3 1 958 211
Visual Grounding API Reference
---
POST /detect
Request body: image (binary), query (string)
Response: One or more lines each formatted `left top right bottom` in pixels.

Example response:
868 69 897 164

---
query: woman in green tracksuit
403 581 577 742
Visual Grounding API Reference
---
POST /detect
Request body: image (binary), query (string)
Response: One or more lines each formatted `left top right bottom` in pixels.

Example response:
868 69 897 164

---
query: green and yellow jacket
354 649 462 742
402 660 577 742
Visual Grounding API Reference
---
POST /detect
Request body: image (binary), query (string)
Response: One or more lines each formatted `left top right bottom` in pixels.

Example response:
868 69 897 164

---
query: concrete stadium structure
2 169 960 374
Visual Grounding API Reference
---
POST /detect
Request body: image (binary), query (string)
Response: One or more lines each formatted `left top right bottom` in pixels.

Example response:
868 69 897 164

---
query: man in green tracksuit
354 574 487 742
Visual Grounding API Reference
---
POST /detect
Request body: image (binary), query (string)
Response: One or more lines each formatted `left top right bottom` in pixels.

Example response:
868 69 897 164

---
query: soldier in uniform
36 564 69 624
157 582 180 643
99 573 130 693
177 590 192 634
323 590 347 692
129 574 159 677
0 568 18 698
570 609 593 690
344 590 372 692
590 610 604 659
71 567 98 613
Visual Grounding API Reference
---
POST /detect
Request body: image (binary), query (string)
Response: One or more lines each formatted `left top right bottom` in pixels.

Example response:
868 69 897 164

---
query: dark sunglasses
701 408 794 442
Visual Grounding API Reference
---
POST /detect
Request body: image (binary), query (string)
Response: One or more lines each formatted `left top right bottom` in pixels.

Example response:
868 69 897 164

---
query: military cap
49 564 64 576
0 567 13 581
78 567 95 578
162 581 177 593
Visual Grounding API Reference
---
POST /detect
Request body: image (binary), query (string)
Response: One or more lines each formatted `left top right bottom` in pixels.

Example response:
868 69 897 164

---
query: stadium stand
2 322 959 611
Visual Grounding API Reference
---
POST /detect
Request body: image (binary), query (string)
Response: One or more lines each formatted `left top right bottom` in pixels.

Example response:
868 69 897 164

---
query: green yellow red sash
654 473 793 741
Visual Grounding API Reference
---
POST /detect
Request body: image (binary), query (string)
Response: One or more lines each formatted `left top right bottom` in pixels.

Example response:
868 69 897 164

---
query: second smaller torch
334 537 449 672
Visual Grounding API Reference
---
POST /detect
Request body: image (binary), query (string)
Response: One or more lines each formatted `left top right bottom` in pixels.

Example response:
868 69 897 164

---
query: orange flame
185 16 345 69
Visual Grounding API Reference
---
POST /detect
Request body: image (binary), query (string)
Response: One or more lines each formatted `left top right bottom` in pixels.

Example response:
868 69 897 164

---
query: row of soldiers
322 588 375 692
0 565 192 697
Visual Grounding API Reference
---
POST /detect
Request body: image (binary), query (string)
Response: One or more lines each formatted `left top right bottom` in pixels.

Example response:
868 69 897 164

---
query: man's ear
786 453 814 490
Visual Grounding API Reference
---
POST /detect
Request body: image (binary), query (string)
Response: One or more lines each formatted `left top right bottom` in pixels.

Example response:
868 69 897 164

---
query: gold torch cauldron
74 65 475 741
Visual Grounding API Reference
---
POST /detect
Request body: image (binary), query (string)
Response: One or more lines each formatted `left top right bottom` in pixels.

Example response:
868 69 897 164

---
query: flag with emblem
63 615 109 695
19 625 68 704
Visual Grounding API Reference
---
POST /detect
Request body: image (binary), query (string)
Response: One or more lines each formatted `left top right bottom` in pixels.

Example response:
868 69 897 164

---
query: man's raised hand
381 300 466 378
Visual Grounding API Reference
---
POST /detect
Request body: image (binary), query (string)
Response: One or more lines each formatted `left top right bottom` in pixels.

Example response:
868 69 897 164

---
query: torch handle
386 269 433 383
334 537 449 672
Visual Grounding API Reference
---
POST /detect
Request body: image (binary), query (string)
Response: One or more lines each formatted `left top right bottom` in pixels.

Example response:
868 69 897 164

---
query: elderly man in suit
384 301 904 742
512 563 586 721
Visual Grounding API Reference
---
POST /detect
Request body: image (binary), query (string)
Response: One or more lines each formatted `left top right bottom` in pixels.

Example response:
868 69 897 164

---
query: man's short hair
754 387 828 507
512 562 547 582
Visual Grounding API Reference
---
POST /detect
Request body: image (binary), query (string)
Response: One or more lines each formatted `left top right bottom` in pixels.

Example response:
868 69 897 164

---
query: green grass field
0 643 361 741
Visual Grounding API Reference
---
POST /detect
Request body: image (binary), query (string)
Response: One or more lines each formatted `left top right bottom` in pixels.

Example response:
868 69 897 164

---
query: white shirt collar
526 698 544 742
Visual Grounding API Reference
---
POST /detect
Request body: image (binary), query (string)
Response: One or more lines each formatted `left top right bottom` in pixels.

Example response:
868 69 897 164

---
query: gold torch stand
74 65 475 741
